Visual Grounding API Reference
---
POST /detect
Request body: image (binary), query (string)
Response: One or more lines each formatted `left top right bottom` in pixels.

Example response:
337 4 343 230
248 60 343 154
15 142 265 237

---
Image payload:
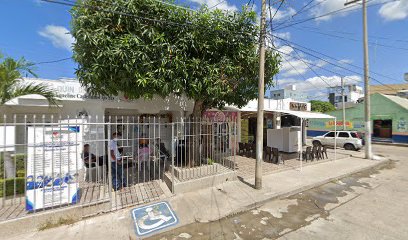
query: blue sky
1 0 407 100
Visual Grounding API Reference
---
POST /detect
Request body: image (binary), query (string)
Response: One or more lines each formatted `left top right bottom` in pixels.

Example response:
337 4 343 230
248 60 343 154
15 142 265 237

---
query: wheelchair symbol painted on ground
131 201 178 236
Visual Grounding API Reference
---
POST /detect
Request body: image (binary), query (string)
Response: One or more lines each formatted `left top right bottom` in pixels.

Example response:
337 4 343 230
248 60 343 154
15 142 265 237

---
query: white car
312 131 363 151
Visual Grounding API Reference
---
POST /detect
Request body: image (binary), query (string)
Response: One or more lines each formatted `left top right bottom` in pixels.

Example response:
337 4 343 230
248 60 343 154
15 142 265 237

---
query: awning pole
334 117 337 161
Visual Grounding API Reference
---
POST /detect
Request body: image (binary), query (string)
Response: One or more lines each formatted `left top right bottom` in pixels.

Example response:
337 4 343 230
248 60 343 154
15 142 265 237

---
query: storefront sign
289 102 307 111
203 111 238 122
132 201 178 236
26 120 83 211
25 79 127 102
325 120 353 128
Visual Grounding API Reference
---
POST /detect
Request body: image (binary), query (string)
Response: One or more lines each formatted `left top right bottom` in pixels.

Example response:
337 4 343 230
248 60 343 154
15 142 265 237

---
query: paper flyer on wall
26 120 83 211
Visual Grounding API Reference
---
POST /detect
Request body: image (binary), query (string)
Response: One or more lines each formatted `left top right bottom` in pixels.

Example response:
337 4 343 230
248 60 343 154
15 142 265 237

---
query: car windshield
325 132 335 137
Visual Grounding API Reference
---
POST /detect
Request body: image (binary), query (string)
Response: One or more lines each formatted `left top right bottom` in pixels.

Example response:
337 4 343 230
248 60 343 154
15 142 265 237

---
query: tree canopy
310 100 336 113
71 0 280 116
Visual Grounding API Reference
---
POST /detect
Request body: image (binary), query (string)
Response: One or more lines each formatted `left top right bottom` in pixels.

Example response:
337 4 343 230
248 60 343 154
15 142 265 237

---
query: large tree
71 0 280 117
0 53 58 106
310 100 336 113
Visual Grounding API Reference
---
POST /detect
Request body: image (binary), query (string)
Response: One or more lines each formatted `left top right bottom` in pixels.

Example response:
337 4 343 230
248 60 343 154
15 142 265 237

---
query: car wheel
312 140 322 147
344 143 356 151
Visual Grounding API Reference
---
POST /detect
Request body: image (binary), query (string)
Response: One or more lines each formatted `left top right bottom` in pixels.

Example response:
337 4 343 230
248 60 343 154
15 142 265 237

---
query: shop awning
224 105 335 119
271 109 335 119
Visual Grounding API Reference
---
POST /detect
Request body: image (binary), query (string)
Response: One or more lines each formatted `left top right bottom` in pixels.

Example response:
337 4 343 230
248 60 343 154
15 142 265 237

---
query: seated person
157 138 170 159
138 144 151 163
82 144 97 168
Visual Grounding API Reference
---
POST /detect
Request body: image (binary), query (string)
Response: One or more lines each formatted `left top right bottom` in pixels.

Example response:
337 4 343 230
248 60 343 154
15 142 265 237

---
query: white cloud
189 0 238 11
280 59 310 77
267 5 296 20
338 59 353 65
278 75 362 93
379 0 408 21
276 44 328 78
310 0 361 21
277 45 294 55
33 0 43 5
274 31 291 40
309 0 408 22
39 25 74 51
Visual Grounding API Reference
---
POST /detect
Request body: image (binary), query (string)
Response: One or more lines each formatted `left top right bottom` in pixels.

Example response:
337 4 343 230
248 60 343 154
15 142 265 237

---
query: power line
89 0 242 27
270 35 400 91
268 41 364 92
279 50 324 91
298 25 408 43
272 0 328 30
273 34 404 84
273 0 399 31
33 57 72 65
270 0 285 21
209 0 227 9
292 0 316 17
267 36 343 91
292 26 408 51
41 0 253 37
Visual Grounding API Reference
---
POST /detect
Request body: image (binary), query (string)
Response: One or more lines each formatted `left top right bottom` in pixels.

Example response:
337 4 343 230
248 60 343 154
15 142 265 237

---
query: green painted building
307 93 408 143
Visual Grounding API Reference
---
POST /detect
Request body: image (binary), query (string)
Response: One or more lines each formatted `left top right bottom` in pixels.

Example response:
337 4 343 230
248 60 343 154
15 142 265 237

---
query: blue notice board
131 201 178 236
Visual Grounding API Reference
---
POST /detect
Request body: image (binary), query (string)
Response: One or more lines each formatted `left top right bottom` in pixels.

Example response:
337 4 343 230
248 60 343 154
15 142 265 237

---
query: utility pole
341 77 346 130
255 0 267 189
345 0 372 159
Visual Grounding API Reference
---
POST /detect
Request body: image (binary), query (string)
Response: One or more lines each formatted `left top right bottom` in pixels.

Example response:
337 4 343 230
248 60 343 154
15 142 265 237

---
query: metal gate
0 114 237 221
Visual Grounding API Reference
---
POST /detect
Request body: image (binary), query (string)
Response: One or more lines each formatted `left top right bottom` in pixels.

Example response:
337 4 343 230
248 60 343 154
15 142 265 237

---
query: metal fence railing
0 114 237 221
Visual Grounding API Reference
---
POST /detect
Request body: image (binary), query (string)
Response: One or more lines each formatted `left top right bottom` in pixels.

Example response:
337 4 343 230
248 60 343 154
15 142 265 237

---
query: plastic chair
272 147 283 164
322 146 328 159
312 146 318 161
302 146 312 162
238 142 246 156
264 146 272 162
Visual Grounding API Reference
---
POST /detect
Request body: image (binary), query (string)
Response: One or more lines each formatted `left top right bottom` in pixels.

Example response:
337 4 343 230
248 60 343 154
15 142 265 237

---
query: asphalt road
149 144 408 240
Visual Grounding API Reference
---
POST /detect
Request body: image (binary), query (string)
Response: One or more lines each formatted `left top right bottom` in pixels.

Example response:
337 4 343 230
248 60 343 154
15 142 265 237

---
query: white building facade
328 84 364 108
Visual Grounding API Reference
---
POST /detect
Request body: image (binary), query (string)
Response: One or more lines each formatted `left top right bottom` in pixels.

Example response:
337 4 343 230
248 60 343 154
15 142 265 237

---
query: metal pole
341 77 346 130
334 117 337 161
171 123 175 193
345 0 371 159
362 0 372 159
299 118 303 171
255 0 267 189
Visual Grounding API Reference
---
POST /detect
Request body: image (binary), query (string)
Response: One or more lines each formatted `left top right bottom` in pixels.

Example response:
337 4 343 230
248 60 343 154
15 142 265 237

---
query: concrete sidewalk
5 155 387 240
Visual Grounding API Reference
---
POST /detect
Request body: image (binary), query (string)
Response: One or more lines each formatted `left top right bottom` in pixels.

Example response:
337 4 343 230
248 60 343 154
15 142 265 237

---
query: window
325 132 335 137
350 132 360 138
338 132 349 138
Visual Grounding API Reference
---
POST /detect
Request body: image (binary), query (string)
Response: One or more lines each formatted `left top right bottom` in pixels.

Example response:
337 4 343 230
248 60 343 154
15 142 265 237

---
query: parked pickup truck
312 131 364 151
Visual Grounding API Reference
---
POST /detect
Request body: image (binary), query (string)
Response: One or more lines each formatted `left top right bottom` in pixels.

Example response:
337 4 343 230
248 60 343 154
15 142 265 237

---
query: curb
224 158 391 218
150 158 391 239
373 142 408 147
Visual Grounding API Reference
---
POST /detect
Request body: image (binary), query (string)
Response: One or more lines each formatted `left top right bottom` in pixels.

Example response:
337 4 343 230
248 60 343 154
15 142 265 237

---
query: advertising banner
26 122 83 211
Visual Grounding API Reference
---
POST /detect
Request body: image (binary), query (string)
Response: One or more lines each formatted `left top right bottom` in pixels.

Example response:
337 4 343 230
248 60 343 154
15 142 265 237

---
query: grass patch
38 217 78 231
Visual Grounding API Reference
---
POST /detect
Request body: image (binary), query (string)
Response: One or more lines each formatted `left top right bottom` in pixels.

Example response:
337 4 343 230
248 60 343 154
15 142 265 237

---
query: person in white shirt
110 132 126 191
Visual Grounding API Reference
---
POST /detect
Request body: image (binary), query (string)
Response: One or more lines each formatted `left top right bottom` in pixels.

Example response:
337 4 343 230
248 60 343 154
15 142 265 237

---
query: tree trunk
187 100 205 167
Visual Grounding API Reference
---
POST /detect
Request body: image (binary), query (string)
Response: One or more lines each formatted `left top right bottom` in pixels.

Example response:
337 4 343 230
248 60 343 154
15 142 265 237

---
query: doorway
373 119 392 139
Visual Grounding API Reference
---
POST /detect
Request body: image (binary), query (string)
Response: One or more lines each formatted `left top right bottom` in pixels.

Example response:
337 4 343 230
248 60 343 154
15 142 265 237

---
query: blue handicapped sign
131 201 178 236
